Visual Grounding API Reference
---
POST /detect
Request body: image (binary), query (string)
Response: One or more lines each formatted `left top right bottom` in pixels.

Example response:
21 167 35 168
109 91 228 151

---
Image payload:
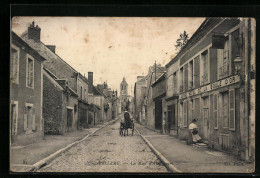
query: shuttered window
11 46 19 84
229 89 235 131
222 92 229 128
213 94 218 129
26 56 34 88
11 102 18 135
183 101 188 127
201 50 209 85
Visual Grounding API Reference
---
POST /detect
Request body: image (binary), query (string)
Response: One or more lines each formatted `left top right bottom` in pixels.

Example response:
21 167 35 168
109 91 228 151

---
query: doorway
67 108 73 131
155 99 162 130
167 104 176 134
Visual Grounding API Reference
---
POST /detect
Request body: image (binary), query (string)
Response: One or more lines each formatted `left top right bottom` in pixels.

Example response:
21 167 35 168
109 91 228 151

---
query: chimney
46 45 56 53
88 72 93 94
88 72 93 84
28 21 41 42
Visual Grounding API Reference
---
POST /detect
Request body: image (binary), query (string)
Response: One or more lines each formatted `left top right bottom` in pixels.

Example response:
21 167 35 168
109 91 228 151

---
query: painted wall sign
180 75 240 99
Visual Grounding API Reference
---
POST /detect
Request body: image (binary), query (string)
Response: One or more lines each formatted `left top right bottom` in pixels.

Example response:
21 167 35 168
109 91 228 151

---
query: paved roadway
38 120 168 172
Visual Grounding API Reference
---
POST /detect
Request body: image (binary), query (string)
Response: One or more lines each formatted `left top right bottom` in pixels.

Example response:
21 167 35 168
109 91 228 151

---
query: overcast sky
12 17 205 95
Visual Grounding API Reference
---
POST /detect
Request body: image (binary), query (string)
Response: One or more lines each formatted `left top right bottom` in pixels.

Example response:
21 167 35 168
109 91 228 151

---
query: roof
151 73 166 87
11 31 46 62
43 68 78 97
21 31 79 77
165 18 224 68
93 86 106 97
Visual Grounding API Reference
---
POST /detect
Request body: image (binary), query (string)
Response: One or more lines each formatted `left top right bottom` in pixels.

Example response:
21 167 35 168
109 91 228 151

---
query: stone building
134 76 147 123
21 21 90 130
144 64 166 129
165 18 255 161
10 31 46 144
43 68 78 134
151 73 166 133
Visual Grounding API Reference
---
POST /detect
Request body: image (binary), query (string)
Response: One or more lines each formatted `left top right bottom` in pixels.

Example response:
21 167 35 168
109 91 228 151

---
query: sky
12 17 205 95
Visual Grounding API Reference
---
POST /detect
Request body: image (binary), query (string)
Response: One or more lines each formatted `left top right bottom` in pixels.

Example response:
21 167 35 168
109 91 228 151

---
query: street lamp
233 55 243 75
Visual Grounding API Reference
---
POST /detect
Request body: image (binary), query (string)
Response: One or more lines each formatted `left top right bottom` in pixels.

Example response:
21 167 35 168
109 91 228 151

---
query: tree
175 31 189 52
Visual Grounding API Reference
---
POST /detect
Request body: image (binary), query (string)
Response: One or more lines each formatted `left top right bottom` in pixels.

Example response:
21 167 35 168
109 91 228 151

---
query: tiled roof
165 18 224 68
21 34 78 77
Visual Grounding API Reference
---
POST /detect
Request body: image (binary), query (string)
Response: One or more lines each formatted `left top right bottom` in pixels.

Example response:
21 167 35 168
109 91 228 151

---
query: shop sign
180 75 240 99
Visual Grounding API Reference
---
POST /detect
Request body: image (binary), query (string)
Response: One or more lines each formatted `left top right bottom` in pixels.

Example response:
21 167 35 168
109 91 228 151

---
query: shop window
11 45 19 84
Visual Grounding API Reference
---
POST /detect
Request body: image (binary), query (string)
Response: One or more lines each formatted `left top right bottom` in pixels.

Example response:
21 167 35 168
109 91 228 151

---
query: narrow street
38 119 168 172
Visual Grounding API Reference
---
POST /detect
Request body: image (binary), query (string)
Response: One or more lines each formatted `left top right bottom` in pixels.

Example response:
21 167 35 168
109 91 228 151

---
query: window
26 55 34 88
80 86 83 99
180 67 183 92
67 108 73 127
222 92 229 128
218 37 229 79
184 64 188 92
183 101 188 127
10 101 18 135
203 96 209 108
189 60 194 89
229 89 235 131
213 94 218 129
173 72 177 94
11 45 19 84
24 103 35 132
201 50 209 85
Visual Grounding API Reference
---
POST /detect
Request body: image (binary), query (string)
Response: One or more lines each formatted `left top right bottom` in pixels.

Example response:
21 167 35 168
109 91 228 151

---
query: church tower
120 77 128 97
120 77 128 111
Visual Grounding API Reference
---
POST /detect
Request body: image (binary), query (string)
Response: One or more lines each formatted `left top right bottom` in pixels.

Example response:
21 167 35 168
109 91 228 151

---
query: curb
29 119 118 172
135 127 182 173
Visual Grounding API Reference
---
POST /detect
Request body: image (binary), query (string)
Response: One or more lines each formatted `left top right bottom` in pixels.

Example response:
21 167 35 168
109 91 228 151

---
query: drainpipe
249 18 256 161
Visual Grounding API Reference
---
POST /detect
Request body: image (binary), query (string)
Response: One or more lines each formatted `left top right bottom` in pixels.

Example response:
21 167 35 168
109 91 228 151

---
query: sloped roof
43 68 78 97
165 18 225 68
11 31 46 62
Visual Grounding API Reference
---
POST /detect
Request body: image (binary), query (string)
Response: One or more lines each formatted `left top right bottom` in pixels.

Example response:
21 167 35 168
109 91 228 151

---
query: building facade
144 64 166 129
152 73 166 132
43 68 78 134
134 76 147 123
165 18 255 161
10 32 46 144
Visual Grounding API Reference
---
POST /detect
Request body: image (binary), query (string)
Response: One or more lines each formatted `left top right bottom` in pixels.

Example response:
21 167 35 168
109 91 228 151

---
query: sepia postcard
10 16 255 173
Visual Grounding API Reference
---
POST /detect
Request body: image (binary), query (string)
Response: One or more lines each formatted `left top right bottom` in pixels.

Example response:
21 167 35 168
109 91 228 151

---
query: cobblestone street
38 120 168 172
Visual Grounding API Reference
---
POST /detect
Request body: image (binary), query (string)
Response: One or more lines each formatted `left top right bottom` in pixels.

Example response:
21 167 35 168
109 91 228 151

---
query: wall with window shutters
210 48 218 83
10 39 44 143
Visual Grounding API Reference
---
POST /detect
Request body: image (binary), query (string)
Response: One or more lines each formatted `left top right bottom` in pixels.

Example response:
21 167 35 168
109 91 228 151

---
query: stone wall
43 74 63 134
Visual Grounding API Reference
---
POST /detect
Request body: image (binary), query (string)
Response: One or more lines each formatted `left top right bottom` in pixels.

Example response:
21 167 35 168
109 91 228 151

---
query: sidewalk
10 118 118 172
135 123 254 173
